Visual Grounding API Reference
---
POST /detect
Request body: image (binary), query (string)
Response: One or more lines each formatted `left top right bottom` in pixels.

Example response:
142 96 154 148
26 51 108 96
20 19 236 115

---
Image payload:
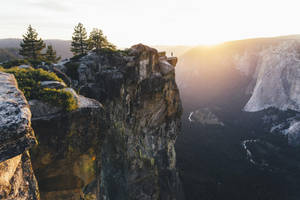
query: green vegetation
39 88 77 112
19 25 46 61
71 23 89 56
88 28 116 52
18 25 61 65
1 59 30 68
71 23 117 57
44 45 61 63
1 67 77 111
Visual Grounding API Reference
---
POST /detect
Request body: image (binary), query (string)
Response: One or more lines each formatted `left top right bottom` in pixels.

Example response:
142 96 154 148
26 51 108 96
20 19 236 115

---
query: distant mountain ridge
0 38 194 62
0 38 72 60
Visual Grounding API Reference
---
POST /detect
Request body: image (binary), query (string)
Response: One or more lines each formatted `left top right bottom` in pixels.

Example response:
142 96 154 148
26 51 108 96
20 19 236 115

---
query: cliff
0 72 39 200
0 44 183 200
52 44 184 200
175 37 300 199
29 92 106 200
0 44 183 199
233 40 300 145
235 41 300 112
176 38 300 145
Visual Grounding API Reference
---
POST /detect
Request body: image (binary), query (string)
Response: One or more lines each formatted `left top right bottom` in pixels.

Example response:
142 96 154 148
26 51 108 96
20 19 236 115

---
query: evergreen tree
88 28 116 52
44 45 61 63
71 23 89 56
19 25 45 60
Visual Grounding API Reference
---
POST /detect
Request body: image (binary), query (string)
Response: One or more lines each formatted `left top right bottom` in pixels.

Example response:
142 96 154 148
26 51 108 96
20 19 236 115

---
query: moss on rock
1 67 77 111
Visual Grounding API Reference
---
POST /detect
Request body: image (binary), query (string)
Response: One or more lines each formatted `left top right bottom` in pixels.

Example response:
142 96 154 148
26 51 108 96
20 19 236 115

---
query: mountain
0 39 193 63
175 35 300 200
0 38 72 60
0 48 21 62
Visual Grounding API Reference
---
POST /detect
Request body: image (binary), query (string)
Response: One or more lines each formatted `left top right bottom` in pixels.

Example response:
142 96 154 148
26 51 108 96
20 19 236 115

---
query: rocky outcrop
1 44 182 199
40 81 66 89
0 72 39 200
188 108 224 126
55 44 184 200
30 92 106 200
97 45 183 200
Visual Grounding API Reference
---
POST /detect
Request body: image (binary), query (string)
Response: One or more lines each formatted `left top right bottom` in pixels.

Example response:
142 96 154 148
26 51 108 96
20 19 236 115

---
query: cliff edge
0 44 184 200
55 44 184 200
0 72 39 200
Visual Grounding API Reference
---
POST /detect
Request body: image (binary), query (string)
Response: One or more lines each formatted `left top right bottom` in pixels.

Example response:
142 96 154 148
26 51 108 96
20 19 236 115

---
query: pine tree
88 28 116 52
19 25 45 60
71 23 89 56
44 45 61 63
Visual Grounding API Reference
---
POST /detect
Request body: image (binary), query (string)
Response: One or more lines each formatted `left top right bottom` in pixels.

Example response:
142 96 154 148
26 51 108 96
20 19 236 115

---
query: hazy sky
2 0 300 47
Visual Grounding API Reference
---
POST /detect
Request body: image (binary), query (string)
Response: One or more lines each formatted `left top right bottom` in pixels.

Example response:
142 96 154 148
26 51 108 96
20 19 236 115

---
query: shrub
2 58 50 69
65 62 80 80
39 88 78 111
2 59 30 68
0 67 78 111
27 59 44 67
70 53 86 61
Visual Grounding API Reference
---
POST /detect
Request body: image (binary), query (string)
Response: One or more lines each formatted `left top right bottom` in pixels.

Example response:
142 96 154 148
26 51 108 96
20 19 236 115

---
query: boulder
40 81 66 89
30 90 106 200
0 72 39 200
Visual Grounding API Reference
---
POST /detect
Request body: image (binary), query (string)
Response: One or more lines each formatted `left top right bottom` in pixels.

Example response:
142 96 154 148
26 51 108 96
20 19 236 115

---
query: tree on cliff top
88 28 116 52
19 25 45 60
71 23 89 56
44 45 61 63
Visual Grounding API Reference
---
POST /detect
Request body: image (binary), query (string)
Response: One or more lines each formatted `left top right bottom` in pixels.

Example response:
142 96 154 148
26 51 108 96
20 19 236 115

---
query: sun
197 37 228 46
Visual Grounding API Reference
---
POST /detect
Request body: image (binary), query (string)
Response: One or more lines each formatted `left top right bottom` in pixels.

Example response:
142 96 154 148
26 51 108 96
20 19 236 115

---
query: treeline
13 23 115 66
71 23 115 56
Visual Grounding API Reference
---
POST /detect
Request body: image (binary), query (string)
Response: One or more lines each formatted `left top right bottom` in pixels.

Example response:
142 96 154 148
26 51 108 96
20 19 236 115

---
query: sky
2 0 300 48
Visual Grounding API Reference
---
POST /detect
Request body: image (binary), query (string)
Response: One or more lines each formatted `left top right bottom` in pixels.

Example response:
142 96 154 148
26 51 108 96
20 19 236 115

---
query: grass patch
1 67 77 111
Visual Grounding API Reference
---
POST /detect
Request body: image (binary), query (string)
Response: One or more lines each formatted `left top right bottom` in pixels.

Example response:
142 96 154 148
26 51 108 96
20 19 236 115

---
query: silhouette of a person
171 52 173 57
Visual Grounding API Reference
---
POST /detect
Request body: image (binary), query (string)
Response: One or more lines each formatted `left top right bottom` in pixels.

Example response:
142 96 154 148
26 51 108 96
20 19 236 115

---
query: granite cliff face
29 92 106 200
55 44 184 200
175 37 300 199
176 38 300 145
233 40 300 145
0 72 39 200
235 41 300 112
0 44 183 199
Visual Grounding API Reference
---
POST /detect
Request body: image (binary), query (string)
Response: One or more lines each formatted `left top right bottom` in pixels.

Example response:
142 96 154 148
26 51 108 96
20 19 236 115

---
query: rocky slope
55 44 184 200
0 72 39 200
